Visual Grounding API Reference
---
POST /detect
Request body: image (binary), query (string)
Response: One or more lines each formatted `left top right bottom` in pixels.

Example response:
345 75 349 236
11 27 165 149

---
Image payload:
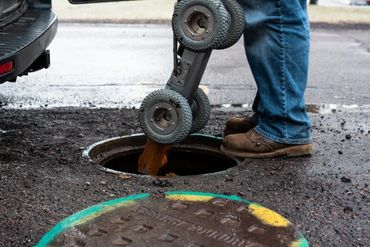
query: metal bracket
166 40 212 103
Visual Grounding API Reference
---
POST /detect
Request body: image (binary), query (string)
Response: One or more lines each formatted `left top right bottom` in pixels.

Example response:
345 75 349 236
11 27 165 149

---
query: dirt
138 138 171 175
0 108 369 247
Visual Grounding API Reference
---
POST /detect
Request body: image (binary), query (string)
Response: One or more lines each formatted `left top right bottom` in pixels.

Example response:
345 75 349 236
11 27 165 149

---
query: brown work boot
224 116 257 136
221 129 313 158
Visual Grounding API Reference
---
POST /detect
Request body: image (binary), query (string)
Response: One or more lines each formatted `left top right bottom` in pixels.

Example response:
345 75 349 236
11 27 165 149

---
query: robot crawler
139 0 245 144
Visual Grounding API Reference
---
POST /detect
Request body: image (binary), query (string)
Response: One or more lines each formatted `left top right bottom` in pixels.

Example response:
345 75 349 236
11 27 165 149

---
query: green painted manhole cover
37 191 309 247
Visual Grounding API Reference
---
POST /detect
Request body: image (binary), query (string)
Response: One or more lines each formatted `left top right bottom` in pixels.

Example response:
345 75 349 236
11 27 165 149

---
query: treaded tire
190 88 211 133
217 0 245 49
172 0 231 52
139 89 193 144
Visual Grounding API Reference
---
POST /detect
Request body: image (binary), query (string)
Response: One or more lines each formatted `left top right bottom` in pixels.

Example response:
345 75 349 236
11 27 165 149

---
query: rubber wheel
139 89 193 144
217 0 245 49
172 0 231 52
190 88 211 133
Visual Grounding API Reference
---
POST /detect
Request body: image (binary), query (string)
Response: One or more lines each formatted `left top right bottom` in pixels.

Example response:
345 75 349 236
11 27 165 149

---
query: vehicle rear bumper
0 9 57 84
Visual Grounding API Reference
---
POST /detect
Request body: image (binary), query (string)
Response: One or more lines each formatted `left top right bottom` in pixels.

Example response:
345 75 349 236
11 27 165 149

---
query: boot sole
220 144 313 159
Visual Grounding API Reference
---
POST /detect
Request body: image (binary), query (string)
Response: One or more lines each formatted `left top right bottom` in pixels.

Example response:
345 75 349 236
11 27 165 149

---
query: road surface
0 23 369 247
0 23 369 109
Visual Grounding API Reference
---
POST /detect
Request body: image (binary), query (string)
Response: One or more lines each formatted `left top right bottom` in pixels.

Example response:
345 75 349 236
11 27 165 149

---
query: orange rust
138 138 172 175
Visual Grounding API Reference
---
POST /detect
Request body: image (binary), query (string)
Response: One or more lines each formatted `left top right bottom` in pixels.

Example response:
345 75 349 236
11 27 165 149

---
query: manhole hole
83 134 239 176
36 191 309 247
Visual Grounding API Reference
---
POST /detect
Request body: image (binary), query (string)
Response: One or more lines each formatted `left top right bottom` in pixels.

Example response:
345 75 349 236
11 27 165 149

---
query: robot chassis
139 0 245 144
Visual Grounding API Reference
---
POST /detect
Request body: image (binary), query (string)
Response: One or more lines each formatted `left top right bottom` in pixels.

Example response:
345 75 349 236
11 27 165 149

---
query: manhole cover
37 191 309 247
83 134 239 176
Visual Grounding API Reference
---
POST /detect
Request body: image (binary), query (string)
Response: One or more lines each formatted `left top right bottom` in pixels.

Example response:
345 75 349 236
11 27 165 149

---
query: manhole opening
102 147 237 176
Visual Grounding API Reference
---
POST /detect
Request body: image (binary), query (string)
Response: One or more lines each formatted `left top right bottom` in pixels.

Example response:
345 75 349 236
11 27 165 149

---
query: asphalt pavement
0 23 369 108
0 23 369 247
0 107 369 247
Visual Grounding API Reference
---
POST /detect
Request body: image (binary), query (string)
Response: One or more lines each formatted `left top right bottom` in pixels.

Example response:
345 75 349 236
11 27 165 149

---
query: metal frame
166 37 212 103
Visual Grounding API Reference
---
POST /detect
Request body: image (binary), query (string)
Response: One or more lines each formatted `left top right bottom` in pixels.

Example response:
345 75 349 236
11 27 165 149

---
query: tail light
0 60 14 75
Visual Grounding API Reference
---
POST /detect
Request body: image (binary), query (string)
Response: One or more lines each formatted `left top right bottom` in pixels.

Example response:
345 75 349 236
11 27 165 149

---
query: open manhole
83 134 239 176
36 191 309 247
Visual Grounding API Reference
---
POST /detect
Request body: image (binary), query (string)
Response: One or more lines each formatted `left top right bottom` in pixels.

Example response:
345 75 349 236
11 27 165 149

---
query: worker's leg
221 0 312 157
239 0 311 144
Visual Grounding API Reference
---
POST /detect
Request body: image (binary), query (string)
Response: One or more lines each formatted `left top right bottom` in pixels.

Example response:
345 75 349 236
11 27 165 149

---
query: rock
338 150 343 155
100 181 106 185
85 181 91 186
23 182 31 189
343 206 353 213
341 176 351 183
118 174 131 180
340 119 346 126
345 134 351 140
152 179 172 187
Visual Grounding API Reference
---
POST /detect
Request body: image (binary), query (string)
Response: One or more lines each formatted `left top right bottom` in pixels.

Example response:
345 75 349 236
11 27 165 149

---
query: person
221 0 313 158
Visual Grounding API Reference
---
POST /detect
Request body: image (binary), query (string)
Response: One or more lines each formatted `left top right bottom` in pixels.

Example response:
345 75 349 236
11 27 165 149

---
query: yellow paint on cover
166 194 214 202
248 204 291 227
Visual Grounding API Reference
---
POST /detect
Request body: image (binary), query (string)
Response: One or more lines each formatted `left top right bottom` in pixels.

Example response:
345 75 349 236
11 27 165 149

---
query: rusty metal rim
82 133 241 178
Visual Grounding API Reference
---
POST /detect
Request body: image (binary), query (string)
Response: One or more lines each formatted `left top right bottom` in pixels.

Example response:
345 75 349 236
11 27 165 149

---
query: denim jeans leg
237 0 312 144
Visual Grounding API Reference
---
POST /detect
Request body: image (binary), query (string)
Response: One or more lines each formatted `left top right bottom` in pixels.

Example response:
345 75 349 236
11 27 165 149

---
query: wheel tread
190 88 211 133
139 89 193 144
217 0 245 49
173 0 231 52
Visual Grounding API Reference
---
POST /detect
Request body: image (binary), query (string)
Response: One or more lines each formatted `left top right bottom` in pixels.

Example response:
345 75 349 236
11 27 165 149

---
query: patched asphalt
0 108 369 246
0 23 369 247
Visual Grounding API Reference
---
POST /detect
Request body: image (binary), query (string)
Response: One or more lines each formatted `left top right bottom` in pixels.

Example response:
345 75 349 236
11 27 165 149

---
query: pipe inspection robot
139 0 246 144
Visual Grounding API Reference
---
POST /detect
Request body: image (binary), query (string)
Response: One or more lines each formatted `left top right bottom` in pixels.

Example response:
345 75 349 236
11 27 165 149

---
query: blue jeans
238 0 312 144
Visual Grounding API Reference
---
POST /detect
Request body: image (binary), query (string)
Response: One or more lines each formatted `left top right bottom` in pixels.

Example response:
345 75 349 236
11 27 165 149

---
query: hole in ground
103 147 237 176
